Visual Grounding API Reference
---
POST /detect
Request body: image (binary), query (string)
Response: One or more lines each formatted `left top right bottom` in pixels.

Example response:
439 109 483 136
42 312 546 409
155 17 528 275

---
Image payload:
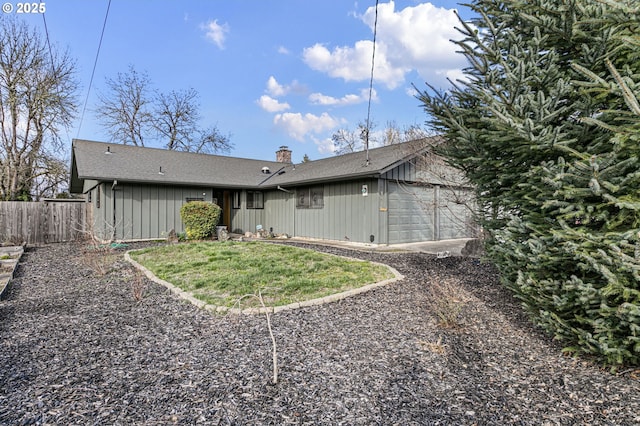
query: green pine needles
418 0 640 366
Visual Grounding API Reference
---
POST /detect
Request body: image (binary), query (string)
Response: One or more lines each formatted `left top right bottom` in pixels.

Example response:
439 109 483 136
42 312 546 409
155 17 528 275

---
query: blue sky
17 1 472 163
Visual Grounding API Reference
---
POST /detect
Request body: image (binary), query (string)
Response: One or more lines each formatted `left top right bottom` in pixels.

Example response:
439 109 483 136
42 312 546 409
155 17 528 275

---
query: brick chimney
276 146 292 163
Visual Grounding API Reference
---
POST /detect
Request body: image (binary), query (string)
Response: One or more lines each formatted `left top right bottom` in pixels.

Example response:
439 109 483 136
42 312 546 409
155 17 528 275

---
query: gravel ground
1 241 638 425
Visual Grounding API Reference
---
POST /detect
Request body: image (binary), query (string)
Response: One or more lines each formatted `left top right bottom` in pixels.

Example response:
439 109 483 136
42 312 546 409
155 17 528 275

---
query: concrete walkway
286 237 473 256
380 238 473 255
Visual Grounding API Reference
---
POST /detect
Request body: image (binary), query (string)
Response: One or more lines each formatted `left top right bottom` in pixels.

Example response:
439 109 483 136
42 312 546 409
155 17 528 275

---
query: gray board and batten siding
262 179 380 243
89 182 215 241
71 138 476 244
87 177 470 245
230 190 266 236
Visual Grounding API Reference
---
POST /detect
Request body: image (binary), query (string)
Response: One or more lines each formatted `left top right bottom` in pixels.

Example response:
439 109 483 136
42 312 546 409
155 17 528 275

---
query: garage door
438 199 471 240
388 182 435 244
388 183 474 243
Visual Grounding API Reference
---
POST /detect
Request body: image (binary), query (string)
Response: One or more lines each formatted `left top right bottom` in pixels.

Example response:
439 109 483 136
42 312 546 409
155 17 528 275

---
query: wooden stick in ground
258 289 278 384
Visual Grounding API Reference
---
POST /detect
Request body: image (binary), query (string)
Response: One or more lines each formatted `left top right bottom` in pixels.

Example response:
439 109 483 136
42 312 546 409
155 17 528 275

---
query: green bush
179 201 221 240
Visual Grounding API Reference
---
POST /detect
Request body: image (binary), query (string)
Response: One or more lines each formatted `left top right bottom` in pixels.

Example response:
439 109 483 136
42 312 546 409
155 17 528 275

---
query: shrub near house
180 201 221 240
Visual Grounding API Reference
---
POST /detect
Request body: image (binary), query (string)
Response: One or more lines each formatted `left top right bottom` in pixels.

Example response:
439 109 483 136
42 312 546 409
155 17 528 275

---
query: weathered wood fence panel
0 201 90 245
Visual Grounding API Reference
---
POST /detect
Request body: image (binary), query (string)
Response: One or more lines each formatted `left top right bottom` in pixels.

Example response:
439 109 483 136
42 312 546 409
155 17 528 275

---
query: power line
365 0 379 166
40 2 53 68
77 0 112 139
41 2 68 141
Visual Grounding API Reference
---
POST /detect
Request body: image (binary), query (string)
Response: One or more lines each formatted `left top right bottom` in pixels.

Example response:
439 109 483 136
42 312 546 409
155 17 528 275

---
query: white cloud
256 95 290 113
369 2 466 85
314 137 336 154
277 46 290 55
303 1 466 89
266 76 287 97
265 76 306 97
201 19 230 49
405 86 419 98
438 68 467 84
303 41 406 89
308 88 377 106
273 112 340 141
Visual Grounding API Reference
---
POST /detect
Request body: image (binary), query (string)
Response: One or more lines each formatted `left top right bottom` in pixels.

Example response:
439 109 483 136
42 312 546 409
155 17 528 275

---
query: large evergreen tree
418 0 639 365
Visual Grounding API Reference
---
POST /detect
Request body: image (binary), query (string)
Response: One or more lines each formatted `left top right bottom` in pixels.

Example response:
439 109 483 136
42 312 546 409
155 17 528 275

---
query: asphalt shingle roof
70 138 438 192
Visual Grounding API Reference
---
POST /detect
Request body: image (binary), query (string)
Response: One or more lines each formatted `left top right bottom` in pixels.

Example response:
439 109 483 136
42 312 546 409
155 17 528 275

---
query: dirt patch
0 241 638 425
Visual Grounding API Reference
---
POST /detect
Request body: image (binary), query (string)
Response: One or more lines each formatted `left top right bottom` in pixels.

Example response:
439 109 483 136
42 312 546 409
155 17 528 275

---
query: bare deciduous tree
0 16 78 200
95 65 154 147
96 67 233 154
386 121 429 143
194 125 233 154
331 120 430 155
31 153 71 200
153 88 199 151
331 120 372 155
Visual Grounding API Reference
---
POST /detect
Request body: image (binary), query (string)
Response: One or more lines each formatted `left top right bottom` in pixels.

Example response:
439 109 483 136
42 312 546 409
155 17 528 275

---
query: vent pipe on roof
159 166 165 175
105 146 112 154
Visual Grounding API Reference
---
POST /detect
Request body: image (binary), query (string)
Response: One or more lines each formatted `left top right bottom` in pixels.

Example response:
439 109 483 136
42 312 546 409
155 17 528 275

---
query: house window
297 186 324 209
232 192 241 209
246 191 263 209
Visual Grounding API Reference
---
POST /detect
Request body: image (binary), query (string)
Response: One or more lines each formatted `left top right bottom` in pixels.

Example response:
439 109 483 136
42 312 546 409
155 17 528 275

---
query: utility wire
40 3 53 68
40 2 68 142
77 0 112 139
365 0 379 166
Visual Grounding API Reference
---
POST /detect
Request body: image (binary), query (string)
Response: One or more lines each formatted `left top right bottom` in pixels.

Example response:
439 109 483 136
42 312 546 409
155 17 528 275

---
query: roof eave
261 171 381 189
69 147 84 193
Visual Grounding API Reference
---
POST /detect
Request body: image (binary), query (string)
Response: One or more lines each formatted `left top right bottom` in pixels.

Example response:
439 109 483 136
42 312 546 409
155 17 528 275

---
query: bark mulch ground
1 241 638 425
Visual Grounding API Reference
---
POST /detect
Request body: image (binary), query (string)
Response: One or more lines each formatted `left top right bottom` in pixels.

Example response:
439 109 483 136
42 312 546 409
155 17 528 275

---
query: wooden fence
0 200 91 245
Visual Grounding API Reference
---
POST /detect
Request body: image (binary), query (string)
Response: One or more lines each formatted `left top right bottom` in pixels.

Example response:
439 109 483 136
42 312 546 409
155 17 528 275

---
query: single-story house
69 138 477 244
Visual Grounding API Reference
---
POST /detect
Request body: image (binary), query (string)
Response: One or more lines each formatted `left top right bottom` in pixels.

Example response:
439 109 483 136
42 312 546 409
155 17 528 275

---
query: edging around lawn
124 250 404 314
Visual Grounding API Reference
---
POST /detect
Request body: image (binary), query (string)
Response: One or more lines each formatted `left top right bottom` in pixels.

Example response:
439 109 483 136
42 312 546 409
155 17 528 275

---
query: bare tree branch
95 67 233 154
195 125 233 154
95 65 153 146
153 88 200 150
0 16 78 200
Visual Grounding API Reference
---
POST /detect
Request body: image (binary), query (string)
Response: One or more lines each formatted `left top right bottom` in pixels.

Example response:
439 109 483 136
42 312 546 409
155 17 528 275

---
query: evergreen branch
605 58 640 116
592 0 635 13
578 116 624 133
570 63 609 87
619 36 640 48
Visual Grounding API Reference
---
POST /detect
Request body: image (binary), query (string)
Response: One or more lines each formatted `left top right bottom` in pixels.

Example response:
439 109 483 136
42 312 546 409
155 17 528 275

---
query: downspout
111 180 118 241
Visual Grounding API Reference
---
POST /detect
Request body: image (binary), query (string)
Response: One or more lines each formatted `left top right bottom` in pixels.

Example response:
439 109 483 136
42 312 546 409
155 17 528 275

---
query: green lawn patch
130 241 394 308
